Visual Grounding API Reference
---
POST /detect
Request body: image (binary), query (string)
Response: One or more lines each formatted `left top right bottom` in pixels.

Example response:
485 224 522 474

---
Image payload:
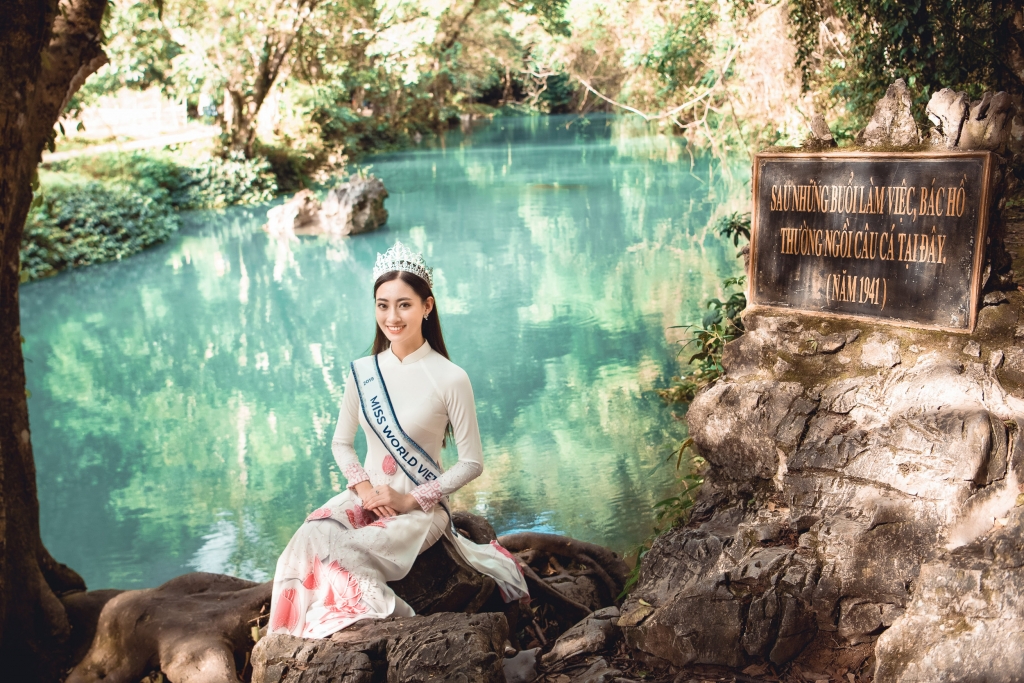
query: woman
268 240 529 639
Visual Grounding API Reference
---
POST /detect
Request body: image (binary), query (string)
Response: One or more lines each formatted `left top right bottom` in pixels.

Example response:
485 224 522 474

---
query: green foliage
639 0 717 97
50 151 278 209
789 0 1020 125
21 183 180 283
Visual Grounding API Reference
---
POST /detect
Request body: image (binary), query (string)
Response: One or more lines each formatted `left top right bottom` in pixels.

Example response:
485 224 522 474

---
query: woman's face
375 277 434 348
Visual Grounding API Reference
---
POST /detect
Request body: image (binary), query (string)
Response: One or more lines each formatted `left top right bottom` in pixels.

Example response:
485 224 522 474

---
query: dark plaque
749 151 993 331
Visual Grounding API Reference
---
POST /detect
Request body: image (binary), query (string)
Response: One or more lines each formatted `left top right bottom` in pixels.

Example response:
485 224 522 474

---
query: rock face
620 302 1024 681
265 177 388 237
251 612 509 683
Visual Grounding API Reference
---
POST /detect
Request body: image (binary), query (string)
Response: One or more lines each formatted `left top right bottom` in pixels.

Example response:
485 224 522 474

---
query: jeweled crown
372 240 433 288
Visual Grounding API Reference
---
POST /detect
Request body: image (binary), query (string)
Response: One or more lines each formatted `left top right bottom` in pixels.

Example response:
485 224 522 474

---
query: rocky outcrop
265 176 388 238
620 301 1024 681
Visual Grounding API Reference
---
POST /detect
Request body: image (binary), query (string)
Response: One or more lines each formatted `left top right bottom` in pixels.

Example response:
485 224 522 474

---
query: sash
351 355 444 488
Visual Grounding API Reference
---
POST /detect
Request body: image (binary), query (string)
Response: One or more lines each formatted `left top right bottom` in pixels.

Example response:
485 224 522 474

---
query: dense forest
74 0 1024 165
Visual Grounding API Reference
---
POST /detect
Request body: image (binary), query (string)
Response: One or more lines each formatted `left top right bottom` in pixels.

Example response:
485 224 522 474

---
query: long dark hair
371 270 450 359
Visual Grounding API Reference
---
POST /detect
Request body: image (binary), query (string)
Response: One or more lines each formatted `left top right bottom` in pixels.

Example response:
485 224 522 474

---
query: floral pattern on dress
346 504 381 529
270 587 300 632
323 560 368 618
306 508 333 522
382 454 398 475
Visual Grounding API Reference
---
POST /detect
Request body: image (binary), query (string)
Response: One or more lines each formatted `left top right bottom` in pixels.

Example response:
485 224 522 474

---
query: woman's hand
359 483 419 517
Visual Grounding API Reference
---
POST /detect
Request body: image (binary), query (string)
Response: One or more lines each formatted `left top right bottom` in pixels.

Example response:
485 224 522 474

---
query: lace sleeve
332 372 369 489
411 368 483 511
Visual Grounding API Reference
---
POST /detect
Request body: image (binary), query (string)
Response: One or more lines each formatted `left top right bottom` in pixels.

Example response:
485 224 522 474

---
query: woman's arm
332 372 371 491
410 368 483 512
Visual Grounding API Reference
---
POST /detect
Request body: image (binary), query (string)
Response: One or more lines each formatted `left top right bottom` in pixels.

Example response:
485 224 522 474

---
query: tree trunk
0 0 107 679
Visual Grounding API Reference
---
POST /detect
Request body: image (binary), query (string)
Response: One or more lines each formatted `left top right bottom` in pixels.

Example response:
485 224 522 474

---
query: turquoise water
23 115 746 589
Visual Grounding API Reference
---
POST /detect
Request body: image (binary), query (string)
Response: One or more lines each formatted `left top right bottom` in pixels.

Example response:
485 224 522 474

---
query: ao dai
268 341 528 639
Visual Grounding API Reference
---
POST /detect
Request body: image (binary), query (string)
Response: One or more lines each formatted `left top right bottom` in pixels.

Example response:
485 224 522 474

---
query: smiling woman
267 241 529 639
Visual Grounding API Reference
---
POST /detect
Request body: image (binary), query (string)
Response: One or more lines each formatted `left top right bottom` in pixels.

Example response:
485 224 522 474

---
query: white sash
349 354 530 603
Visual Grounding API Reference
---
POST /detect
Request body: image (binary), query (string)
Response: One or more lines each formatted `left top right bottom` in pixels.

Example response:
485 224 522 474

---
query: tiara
372 240 433 288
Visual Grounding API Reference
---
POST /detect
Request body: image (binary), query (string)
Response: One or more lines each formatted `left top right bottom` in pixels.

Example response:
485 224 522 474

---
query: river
22 115 745 589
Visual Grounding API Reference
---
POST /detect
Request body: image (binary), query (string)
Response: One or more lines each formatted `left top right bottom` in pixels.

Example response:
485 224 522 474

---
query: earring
424 313 430 321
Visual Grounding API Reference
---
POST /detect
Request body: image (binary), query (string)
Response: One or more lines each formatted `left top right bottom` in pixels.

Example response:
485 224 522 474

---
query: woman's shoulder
423 350 472 388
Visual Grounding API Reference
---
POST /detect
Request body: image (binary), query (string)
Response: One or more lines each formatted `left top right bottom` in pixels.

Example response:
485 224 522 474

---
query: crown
372 240 433 288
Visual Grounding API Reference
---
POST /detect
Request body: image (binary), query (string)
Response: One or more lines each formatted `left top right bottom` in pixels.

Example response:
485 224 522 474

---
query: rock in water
859 79 920 147
251 612 508 683
322 176 389 235
265 189 323 235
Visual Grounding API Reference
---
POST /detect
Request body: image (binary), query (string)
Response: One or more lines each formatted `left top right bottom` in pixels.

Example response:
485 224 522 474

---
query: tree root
66 573 271 683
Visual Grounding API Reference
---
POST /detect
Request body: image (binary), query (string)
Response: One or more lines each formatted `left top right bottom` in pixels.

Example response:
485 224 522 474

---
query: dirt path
43 125 219 163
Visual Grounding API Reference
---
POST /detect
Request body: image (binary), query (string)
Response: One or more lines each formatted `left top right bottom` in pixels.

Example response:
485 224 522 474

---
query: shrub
174 155 278 208
21 182 180 282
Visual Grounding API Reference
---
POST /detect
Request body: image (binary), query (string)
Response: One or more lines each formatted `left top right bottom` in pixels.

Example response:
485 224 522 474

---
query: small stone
861 333 901 368
909 345 921 353
983 291 1008 306
990 350 1005 370
774 358 792 375
963 341 982 357
1014 324 1024 340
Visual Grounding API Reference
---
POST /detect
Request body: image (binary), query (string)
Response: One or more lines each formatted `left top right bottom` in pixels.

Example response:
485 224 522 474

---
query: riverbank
23 146 278 282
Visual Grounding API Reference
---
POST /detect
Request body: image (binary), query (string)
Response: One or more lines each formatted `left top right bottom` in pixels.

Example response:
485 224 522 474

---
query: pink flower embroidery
324 560 368 618
382 454 398 475
270 587 299 632
346 505 378 529
491 541 525 576
306 508 332 522
301 555 323 590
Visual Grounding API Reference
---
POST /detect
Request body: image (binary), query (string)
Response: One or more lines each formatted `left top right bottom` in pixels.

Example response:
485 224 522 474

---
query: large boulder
322 176 389 236
264 176 389 238
620 300 1024 680
251 611 509 683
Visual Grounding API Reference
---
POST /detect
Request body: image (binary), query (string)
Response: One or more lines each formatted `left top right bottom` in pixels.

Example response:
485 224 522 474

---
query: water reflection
23 115 746 589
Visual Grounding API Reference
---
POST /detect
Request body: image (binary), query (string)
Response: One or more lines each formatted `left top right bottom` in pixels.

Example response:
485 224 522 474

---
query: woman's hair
371 270 453 446
371 270 450 359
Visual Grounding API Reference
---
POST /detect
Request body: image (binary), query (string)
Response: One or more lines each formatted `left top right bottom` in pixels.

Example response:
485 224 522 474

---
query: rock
860 80 920 147
67 573 272 683
959 91 1016 153
984 291 1009 306
804 114 837 150
251 612 509 683
543 607 621 665
860 333 901 368
990 350 1005 371
265 189 323 235
874 506 1024 682
623 302 1024 674
264 177 389 238
926 88 969 148
322 176 389 235
503 647 539 683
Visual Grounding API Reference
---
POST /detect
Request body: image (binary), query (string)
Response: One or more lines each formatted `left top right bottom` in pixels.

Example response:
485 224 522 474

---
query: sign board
749 151 993 332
